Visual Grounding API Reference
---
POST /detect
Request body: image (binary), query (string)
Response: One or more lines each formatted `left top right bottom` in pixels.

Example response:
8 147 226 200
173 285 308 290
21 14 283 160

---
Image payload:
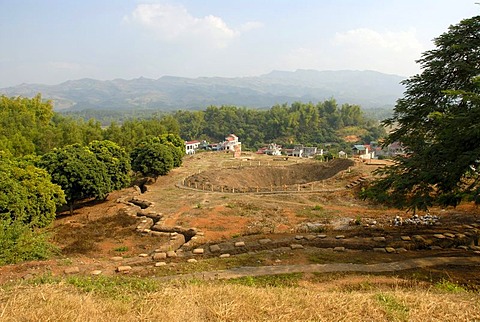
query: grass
113 246 129 252
2 274 480 321
227 273 303 288
376 293 410 321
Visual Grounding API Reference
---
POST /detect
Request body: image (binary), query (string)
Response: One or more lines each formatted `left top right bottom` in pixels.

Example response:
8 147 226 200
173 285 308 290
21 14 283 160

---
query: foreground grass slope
1 274 479 321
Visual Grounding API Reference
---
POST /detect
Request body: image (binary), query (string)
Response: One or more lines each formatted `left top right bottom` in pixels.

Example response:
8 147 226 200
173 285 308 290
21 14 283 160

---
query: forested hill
0 70 405 111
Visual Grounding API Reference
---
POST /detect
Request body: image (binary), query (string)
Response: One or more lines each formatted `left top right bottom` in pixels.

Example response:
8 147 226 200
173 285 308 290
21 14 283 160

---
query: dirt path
164 256 480 281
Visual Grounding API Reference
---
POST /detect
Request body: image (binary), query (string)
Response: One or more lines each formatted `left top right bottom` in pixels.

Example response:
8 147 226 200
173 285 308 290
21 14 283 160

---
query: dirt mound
187 159 354 189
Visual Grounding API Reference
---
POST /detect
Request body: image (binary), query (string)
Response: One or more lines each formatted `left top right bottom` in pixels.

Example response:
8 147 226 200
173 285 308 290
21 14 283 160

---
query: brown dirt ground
1 152 479 284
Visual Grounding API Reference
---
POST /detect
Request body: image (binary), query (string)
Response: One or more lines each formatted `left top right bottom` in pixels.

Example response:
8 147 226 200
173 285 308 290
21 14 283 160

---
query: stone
155 262 167 267
290 244 304 250
91 270 102 276
209 244 221 252
305 235 316 241
385 247 396 253
234 241 246 247
187 259 198 263
335 235 345 239
116 266 132 272
196 232 205 236
110 256 123 261
470 245 480 251
138 253 149 257
396 248 408 253
434 234 446 239
167 251 177 258
373 248 387 253
444 233 455 238
430 246 442 250
193 248 204 255
152 252 167 260
456 233 467 239
373 237 386 242
258 239 271 245
64 267 80 274
400 236 411 241
457 245 469 250
317 234 327 239
412 235 425 242
334 247 345 252
295 235 304 240
219 253 231 258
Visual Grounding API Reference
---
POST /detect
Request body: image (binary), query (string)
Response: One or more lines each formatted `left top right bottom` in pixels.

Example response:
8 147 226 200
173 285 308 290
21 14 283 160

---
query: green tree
88 140 131 190
364 16 480 211
38 144 110 214
0 155 65 228
131 136 174 177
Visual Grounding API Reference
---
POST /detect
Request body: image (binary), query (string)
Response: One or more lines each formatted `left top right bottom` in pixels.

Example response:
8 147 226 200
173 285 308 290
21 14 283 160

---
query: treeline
176 99 384 149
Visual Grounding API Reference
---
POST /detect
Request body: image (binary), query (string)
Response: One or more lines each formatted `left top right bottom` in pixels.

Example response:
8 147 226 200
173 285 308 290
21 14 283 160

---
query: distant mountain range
0 69 405 111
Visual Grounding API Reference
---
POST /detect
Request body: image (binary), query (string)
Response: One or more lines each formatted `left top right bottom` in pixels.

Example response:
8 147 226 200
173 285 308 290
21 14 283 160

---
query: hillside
0 69 405 111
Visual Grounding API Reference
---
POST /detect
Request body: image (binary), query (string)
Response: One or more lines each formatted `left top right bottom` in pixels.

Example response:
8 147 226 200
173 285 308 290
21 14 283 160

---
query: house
338 151 347 159
221 134 242 157
352 144 375 160
292 145 304 157
257 143 282 156
185 140 201 155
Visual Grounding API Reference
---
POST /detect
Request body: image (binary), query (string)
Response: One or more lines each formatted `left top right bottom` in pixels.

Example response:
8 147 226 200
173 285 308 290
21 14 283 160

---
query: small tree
364 15 480 212
88 140 131 190
39 144 110 214
131 136 174 177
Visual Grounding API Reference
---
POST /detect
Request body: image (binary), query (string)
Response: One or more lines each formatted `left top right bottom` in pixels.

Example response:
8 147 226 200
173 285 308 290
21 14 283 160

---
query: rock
234 241 246 247
396 248 408 253
193 248 204 255
295 235 304 240
444 233 455 238
305 235 316 241
258 239 271 245
457 245 469 250
196 232 205 236
209 244 221 252
373 237 386 242
335 235 345 239
317 234 327 239
456 233 467 239
152 252 167 260
187 259 198 263
91 270 102 275
373 248 387 253
470 245 480 251
290 244 304 250
412 235 425 242
400 236 411 241
334 247 345 252
219 253 231 258
64 267 80 274
138 253 149 257
116 266 132 272
434 234 446 239
155 262 167 267
430 246 443 250
166 251 177 258
385 247 396 253
110 256 123 261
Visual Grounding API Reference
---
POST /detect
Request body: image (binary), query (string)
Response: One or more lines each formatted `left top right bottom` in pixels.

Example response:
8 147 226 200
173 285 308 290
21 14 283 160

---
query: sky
0 0 479 87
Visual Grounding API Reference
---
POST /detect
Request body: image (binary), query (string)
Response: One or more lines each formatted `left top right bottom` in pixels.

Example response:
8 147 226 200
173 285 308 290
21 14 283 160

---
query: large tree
364 15 480 212
130 136 174 177
38 144 110 214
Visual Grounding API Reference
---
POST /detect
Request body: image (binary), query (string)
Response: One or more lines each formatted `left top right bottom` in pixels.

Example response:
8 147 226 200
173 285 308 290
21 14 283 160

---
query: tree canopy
38 144 111 213
364 15 480 212
130 136 175 177
0 154 65 228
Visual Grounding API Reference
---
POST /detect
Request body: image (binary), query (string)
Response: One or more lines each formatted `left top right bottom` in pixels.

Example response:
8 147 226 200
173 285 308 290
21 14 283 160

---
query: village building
185 140 201 155
352 144 375 160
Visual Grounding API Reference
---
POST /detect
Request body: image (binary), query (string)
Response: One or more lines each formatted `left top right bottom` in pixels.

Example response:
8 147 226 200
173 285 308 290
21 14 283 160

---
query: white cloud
125 3 262 48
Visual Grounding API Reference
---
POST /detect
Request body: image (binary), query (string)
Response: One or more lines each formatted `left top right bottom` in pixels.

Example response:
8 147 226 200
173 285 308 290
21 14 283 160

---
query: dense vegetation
363 15 480 212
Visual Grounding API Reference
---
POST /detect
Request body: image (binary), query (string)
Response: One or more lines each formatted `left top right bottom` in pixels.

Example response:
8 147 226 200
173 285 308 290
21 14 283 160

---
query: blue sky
0 0 478 87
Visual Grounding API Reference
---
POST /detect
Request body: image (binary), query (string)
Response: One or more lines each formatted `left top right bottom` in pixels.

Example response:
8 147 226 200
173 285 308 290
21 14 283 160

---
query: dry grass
1 277 480 322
